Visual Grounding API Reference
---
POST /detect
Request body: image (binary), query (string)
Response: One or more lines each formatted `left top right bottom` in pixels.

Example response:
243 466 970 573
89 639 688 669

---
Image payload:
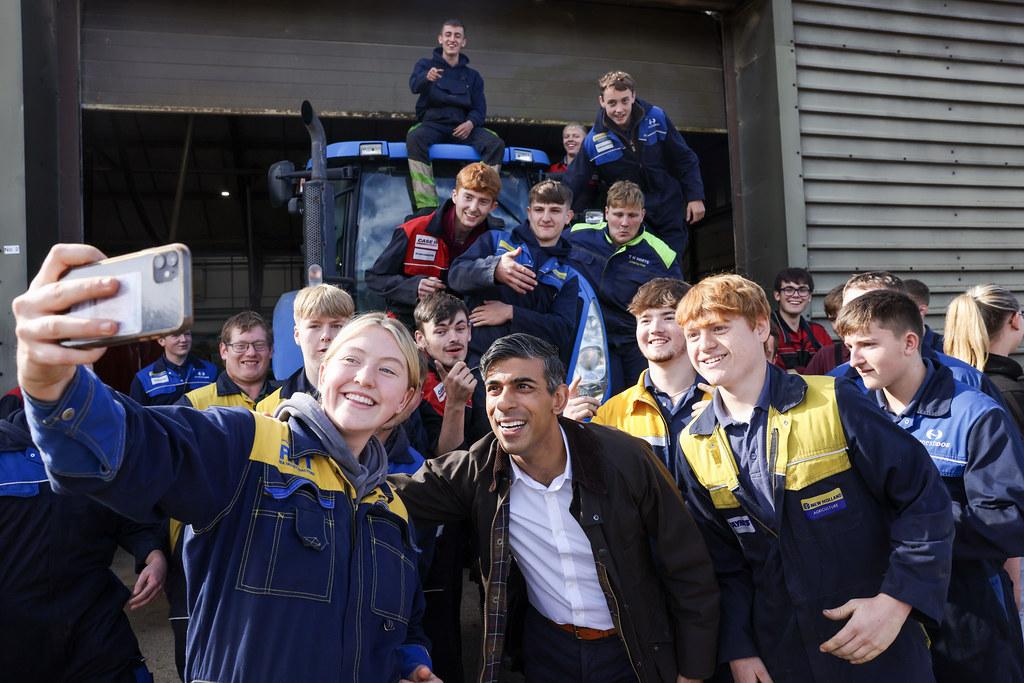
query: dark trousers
930 563 1024 683
407 121 504 165
421 524 469 683
522 605 637 683
171 617 187 681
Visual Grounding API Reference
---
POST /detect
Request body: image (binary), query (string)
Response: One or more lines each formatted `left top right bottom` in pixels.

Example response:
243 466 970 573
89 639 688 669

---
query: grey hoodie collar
274 392 388 501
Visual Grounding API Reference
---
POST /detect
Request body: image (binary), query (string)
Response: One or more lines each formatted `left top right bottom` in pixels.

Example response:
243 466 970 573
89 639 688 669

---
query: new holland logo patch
800 487 846 521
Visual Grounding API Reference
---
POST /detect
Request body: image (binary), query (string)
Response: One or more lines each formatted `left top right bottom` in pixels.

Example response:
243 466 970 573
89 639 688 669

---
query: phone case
61 243 193 348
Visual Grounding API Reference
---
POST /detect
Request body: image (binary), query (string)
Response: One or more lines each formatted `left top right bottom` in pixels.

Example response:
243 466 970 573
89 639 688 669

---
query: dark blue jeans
522 605 637 683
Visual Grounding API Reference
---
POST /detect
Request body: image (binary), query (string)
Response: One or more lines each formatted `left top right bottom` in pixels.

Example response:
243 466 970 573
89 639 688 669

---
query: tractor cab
268 103 609 402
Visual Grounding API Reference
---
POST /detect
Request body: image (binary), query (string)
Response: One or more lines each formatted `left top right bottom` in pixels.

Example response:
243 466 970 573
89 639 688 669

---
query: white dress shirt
507 428 615 629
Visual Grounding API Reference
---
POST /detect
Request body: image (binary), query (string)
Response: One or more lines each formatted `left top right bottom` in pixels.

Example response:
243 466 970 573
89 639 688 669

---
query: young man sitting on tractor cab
366 162 502 329
406 18 505 212
447 179 585 369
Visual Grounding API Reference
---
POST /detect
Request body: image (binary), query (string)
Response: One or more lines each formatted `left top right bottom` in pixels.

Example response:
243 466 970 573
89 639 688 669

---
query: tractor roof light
512 149 534 163
359 143 384 157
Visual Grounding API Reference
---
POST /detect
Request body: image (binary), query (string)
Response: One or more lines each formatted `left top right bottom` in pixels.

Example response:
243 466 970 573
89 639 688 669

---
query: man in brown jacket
390 333 719 682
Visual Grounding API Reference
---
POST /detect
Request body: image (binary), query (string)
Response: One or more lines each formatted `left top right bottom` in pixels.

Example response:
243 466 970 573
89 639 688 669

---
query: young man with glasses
129 329 217 406
770 268 833 373
180 311 275 411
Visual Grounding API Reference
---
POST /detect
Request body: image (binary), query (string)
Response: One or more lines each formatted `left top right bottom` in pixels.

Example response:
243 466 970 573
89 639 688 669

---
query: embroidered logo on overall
413 235 439 262
800 487 846 520
149 372 170 385
727 515 755 534
279 443 313 475
921 428 951 450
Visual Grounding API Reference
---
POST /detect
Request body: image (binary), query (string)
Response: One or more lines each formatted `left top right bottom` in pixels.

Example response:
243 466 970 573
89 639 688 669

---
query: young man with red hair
675 273 953 683
367 162 502 328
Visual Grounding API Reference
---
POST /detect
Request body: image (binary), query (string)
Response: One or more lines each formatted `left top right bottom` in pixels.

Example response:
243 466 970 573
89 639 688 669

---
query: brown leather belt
549 619 617 641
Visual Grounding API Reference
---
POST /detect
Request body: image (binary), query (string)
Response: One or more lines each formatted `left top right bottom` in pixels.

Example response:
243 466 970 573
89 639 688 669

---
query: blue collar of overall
875 359 953 419
690 364 807 436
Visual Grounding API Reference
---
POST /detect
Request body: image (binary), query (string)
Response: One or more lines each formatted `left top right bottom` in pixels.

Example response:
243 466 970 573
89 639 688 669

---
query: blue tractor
267 102 610 400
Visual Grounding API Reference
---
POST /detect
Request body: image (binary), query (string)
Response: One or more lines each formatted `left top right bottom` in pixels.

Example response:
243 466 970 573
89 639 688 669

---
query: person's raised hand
14 244 117 402
690 382 714 421
493 247 537 294
436 360 476 407
820 593 911 664
400 664 443 683
452 120 474 140
729 657 774 683
563 376 600 422
426 67 444 82
417 277 446 300
127 549 168 610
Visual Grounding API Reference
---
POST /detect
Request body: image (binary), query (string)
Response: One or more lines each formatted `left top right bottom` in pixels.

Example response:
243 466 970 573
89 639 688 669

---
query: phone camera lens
165 252 178 267
154 254 166 269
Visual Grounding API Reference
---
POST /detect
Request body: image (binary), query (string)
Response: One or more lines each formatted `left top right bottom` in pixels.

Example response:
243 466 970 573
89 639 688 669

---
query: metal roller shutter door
792 0 1024 339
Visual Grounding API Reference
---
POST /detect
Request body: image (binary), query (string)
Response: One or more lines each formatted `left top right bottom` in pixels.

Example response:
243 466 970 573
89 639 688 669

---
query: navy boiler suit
448 224 582 367
23 367 433 683
877 361 1024 682
678 367 954 682
407 47 504 209
564 98 704 260
129 354 217 407
0 410 159 682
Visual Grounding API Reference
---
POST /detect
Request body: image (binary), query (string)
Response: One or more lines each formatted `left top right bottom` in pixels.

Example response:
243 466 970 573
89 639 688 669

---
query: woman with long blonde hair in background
945 283 1024 616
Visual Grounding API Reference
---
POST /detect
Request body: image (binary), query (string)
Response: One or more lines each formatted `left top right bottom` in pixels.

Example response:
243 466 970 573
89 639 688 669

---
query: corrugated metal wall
791 0 1024 336
81 0 725 131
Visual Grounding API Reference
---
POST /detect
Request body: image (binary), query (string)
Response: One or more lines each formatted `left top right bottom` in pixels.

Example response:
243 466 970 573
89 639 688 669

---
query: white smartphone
60 243 193 348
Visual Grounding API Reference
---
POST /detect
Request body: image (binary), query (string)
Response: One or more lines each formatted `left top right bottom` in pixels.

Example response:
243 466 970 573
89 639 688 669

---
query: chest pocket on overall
367 505 418 625
238 464 337 602
0 449 46 498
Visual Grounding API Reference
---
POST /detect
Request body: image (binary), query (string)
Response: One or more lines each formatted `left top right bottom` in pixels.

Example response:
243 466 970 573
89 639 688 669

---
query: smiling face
599 85 635 129
844 322 919 392
220 325 271 387
485 356 567 459
318 325 415 446
159 330 192 364
774 280 812 317
684 315 769 390
562 126 584 158
605 203 645 245
451 186 496 230
528 202 572 247
415 313 471 370
437 24 466 60
636 306 686 364
295 315 349 385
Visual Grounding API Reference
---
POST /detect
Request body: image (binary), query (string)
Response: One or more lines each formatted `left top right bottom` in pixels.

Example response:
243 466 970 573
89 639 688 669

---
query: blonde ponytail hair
944 284 1019 371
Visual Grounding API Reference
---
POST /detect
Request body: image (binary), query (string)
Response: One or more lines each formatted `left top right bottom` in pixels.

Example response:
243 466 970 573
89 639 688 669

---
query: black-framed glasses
225 341 269 353
779 286 811 297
